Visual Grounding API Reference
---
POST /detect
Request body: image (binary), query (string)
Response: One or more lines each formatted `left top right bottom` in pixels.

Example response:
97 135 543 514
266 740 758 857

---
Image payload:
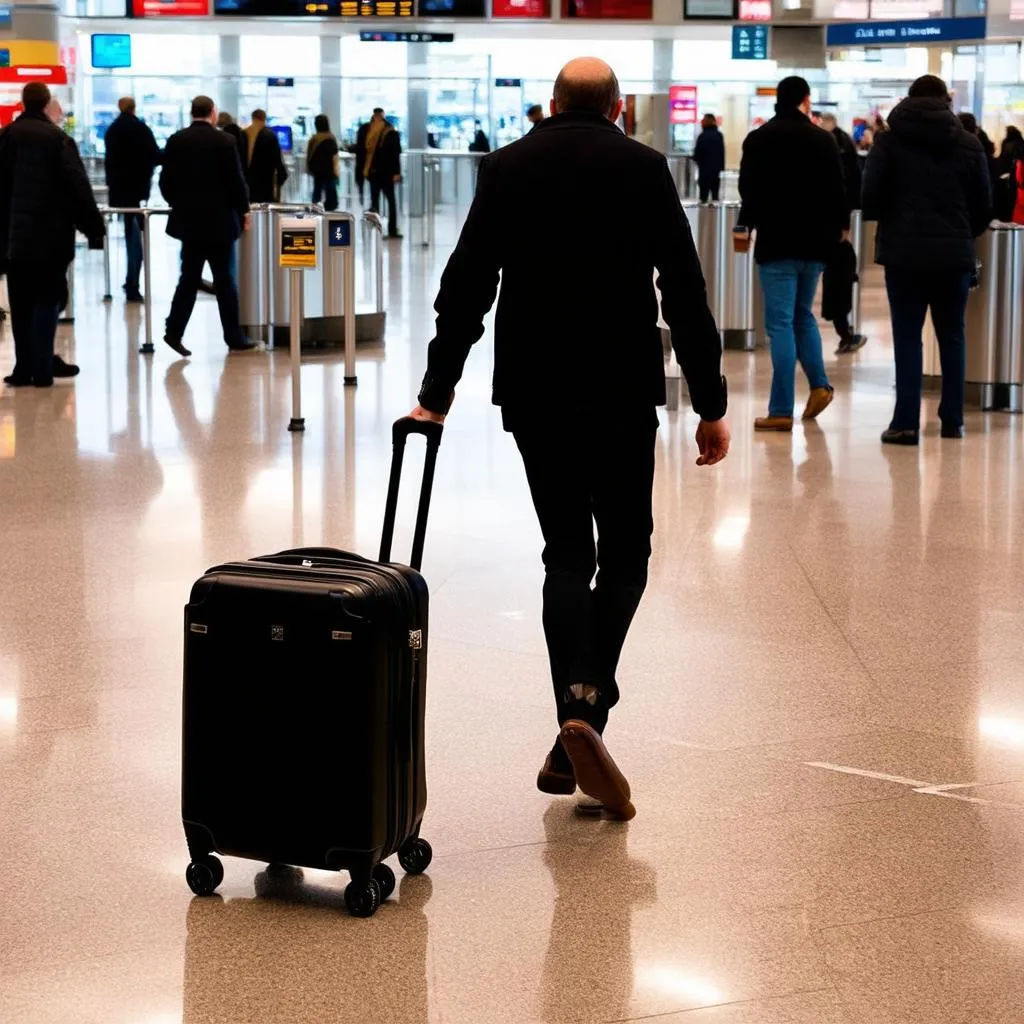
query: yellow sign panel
279 228 317 269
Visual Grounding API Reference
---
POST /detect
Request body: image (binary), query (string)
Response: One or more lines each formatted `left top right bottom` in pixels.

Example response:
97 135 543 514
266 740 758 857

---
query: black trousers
699 173 721 203
369 176 398 235
512 413 658 729
312 175 339 212
166 239 243 347
8 260 66 385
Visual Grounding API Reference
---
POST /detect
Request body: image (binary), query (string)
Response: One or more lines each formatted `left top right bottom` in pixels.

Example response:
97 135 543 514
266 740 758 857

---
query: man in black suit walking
160 95 255 357
410 57 730 820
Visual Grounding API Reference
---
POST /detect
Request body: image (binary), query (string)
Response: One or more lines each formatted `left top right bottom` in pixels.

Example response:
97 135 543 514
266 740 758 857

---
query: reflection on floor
0 218 1022 1024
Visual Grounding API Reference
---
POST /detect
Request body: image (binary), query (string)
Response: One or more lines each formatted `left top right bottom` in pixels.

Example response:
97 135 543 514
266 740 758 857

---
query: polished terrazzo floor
0 211 1022 1024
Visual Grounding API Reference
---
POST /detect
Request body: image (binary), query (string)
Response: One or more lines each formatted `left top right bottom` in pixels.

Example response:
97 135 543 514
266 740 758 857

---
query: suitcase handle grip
379 417 443 571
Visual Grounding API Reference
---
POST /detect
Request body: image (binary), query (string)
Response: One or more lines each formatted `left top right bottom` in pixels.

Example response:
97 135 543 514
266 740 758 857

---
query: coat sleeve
860 137 888 222
737 132 759 229
146 123 162 169
63 137 105 242
653 158 727 422
159 135 177 207
418 155 501 414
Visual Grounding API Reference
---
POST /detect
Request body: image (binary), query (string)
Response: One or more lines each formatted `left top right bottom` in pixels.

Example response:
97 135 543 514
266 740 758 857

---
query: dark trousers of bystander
7 260 67 387
884 267 971 432
369 175 399 235
698 173 720 203
510 410 658 734
166 240 244 348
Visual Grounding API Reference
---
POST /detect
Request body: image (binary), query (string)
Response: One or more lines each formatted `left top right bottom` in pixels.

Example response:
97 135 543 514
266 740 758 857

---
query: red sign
132 0 209 15
669 85 698 126
560 0 652 17
0 65 68 85
738 0 771 18
493 0 549 13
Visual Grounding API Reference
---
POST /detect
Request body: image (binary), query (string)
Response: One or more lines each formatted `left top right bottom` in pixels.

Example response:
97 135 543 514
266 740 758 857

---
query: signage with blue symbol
826 16 986 47
732 24 769 61
329 220 351 248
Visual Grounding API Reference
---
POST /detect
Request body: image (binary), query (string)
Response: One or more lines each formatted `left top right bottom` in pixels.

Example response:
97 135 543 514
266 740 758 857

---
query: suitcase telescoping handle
379 417 443 571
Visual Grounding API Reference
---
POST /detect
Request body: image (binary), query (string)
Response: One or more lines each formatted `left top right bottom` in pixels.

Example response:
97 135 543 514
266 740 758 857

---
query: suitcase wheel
344 878 381 918
372 862 396 902
397 837 433 876
185 855 224 897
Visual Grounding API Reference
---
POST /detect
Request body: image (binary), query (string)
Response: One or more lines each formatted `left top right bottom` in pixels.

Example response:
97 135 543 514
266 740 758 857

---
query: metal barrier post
288 267 304 432
140 209 154 354
343 212 357 386
102 216 112 302
364 211 384 314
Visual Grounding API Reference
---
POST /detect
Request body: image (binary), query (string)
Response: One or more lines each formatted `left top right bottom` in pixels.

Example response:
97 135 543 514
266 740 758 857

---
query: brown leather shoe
537 749 576 796
559 720 635 821
754 416 794 432
802 386 834 421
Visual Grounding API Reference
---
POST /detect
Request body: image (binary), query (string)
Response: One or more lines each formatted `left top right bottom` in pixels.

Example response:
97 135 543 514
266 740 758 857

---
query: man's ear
609 98 624 125
549 99 558 118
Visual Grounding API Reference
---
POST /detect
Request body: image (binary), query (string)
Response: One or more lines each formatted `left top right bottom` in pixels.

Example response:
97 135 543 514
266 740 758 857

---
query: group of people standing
736 74 991 445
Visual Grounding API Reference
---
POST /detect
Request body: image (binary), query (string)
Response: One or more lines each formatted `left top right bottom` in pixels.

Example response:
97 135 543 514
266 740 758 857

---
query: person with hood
693 113 725 203
363 108 402 239
104 96 160 303
737 76 848 433
242 108 288 203
306 113 339 212
862 75 991 446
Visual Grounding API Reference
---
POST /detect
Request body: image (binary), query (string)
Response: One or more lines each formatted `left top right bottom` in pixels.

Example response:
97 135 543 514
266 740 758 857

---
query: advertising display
91 34 132 69
561 0 652 17
493 0 549 15
669 85 698 125
132 0 208 14
738 0 771 19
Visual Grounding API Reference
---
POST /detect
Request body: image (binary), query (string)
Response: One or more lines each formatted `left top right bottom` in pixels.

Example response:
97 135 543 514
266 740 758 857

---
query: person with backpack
306 113 340 212
862 75 991 445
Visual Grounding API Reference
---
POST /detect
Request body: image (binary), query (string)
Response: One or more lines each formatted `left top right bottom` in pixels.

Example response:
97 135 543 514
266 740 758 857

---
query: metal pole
344 215 357 387
140 209 154 354
288 267 304 432
364 211 385 314
103 213 112 302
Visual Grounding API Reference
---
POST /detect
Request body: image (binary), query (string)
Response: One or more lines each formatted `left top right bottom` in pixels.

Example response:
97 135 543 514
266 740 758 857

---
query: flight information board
339 0 413 13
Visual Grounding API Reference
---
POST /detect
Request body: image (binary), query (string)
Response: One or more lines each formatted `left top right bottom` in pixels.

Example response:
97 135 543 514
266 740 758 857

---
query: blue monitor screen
271 124 293 153
92 34 132 70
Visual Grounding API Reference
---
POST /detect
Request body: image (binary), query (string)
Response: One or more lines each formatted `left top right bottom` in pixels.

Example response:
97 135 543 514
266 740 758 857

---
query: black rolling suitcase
181 417 442 918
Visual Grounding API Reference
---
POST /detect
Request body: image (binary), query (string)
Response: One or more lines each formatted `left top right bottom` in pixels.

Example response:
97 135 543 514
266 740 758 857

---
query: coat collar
532 110 622 135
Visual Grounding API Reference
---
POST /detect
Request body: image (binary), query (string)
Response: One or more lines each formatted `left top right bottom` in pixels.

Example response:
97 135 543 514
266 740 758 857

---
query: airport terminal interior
2 2 1024 1023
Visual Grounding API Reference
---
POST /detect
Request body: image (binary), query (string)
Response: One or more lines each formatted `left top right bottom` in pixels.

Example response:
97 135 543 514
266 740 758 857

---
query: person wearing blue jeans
736 75 849 432
862 74 991 446
759 259 832 421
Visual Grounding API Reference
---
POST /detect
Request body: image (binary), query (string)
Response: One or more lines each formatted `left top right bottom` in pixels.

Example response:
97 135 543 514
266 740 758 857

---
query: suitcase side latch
408 629 423 650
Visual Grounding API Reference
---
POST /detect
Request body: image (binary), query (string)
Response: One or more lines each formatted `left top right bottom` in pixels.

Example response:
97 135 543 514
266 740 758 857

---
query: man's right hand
696 418 730 467
243 212 253 232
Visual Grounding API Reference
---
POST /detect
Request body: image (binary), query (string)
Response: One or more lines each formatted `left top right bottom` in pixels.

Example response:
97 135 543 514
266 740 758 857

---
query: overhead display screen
684 0 735 17
133 0 208 14
91 34 132 69
417 0 485 13
493 0 549 14
561 0 652 17
214 0 338 13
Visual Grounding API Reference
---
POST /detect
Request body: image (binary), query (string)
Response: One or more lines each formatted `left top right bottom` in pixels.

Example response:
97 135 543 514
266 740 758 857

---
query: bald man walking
410 58 730 820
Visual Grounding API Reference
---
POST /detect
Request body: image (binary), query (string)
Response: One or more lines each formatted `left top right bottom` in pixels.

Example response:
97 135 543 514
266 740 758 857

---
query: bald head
552 57 622 121
118 96 136 115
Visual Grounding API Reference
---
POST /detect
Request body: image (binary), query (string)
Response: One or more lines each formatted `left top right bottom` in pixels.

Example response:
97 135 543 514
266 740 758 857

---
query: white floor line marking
803 761 931 788
804 762 1023 811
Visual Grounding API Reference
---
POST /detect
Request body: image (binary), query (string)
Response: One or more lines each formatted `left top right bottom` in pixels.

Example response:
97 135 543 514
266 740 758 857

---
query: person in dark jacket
469 120 491 153
693 113 725 203
306 113 339 212
408 58 730 820
103 96 160 303
352 118 371 205
242 108 288 203
863 75 991 445
526 104 544 133
738 76 849 431
217 111 246 161
159 95 255 358
0 83 105 388
363 108 402 239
